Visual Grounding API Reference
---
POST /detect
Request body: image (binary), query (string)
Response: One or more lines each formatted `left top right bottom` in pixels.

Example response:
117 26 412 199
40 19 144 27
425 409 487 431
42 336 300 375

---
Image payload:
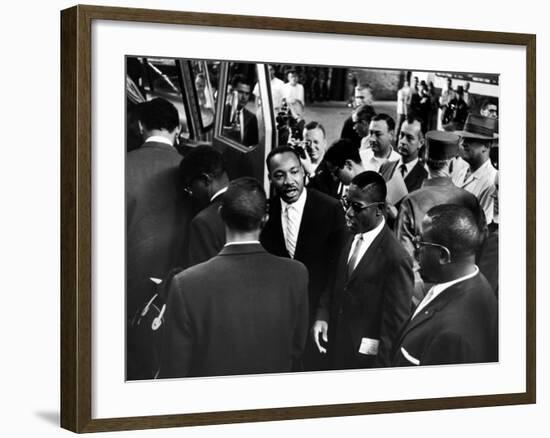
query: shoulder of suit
307 188 340 207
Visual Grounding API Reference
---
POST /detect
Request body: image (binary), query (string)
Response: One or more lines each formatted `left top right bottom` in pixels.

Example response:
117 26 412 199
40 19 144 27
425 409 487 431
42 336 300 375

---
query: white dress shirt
360 147 401 172
144 135 174 147
347 217 386 272
412 266 480 319
280 189 307 258
454 159 498 223
396 157 419 178
210 186 227 202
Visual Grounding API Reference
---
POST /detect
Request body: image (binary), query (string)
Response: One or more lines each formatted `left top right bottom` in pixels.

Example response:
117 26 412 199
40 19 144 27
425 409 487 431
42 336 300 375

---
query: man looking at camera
301 121 340 198
360 113 400 172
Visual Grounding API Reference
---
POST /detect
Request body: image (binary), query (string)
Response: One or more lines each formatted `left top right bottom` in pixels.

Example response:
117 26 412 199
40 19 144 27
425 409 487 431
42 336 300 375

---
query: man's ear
344 159 354 170
217 205 223 216
137 121 144 135
438 247 451 265
260 213 270 229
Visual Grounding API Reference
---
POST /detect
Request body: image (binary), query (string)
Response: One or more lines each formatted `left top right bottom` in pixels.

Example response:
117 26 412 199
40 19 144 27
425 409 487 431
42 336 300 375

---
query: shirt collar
224 240 260 246
211 186 228 202
280 188 307 212
356 217 385 241
398 157 419 174
469 159 494 180
144 135 174 147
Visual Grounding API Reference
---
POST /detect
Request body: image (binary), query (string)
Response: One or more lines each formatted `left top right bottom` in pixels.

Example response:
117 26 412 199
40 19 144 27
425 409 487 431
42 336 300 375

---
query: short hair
179 145 225 187
371 113 395 132
355 104 376 123
138 98 179 132
220 177 267 232
481 99 497 110
305 121 326 138
325 139 361 168
265 146 301 173
231 73 249 88
350 171 387 202
403 116 425 140
289 99 305 115
424 204 482 258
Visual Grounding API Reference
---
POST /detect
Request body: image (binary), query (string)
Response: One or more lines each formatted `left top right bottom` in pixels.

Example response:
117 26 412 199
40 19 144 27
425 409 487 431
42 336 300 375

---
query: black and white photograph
125 57 500 381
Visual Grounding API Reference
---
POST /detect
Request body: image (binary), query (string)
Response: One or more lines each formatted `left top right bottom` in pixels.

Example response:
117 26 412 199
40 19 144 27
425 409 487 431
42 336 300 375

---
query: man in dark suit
261 146 347 370
379 117 427 194
223 74 259 147
159 178 309 378
126 98 192 379
302 121 340 199
396 131 484 261
392 205 498 366
313 171 414 369
178 145 229 267
396 131 484 306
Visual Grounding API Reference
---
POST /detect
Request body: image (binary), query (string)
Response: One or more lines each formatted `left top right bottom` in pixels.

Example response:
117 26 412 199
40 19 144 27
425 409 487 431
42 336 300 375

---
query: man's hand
311 320 329 354
300 150 315 177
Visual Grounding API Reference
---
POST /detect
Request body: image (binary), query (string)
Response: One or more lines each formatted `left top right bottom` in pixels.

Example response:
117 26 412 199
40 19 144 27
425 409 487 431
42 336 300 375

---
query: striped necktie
284 204 297 258
347 235 363 277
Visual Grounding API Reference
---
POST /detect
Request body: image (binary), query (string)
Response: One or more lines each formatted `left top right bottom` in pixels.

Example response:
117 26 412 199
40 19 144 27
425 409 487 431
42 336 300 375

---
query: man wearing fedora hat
452 114 499 224
396 131 484 304
397 131 484 261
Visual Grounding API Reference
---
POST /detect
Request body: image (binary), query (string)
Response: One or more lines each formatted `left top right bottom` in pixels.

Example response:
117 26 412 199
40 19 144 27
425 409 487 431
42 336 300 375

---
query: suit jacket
223 104 259 146
379 159 428 193
307 159 341 199
392 273 498 366
260 189 347 319
186 195 226 268
126 141 191 316
396 177 484 260
159 243 309 378
317 225 414 369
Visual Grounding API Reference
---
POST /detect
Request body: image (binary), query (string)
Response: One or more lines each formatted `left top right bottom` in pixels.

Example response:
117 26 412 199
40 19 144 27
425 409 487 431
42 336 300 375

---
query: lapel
346 225 387 286
294 190 315 259
396 278 468 345
404 162 427 192
381 160 399 181
265 197 290 257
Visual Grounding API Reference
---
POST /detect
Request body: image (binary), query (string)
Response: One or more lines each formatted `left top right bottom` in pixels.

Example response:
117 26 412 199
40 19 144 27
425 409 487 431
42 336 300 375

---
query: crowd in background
126 70 500 380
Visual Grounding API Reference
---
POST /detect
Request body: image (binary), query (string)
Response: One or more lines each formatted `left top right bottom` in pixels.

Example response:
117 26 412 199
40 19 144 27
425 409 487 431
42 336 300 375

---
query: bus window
190 61 218 135
219 63 263 151
129 56 191 140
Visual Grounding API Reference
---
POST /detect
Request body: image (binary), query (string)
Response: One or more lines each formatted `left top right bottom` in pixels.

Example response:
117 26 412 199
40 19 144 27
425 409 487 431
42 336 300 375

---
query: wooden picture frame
60 4 536 433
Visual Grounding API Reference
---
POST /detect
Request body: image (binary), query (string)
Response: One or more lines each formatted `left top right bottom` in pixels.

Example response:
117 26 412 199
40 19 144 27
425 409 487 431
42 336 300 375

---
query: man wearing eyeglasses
313 171 413 369
392 204 498 366
178 145 230 267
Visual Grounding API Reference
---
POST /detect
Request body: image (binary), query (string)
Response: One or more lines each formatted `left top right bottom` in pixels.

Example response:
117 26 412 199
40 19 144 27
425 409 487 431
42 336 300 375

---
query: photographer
276 98 305 147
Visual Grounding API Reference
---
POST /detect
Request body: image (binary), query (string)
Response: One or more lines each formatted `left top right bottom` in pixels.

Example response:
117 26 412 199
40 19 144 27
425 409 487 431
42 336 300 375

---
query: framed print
60 4 536 433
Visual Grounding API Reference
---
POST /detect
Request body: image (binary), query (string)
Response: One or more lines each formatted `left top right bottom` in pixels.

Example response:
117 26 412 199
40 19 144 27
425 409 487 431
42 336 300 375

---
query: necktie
399 163 407 178
412 286 435 319
284 205 297 258
347 235 363 277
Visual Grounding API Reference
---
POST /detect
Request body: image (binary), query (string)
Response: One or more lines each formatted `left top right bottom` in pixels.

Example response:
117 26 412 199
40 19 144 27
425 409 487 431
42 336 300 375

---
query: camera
276 99 305 148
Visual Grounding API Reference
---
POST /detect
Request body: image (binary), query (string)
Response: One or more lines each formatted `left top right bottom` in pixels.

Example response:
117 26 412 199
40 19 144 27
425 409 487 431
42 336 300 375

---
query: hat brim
454 130 494 140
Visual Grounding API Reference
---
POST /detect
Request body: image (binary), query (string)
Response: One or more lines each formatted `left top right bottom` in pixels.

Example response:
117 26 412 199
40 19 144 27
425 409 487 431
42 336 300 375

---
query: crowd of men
126 77 499 380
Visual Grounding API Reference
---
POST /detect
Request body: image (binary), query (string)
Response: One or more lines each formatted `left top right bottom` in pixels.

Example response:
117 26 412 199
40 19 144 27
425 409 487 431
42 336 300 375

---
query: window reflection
221 65 261 149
